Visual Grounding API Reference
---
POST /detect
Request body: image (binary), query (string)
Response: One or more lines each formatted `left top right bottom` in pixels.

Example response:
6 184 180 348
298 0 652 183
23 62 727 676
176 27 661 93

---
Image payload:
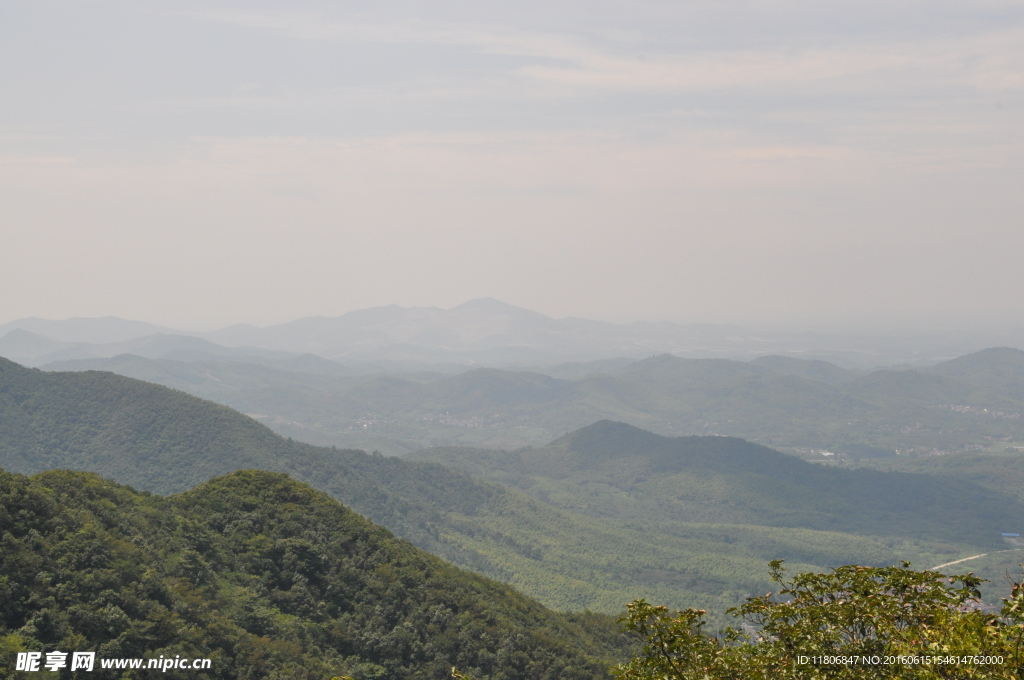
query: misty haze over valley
3 299 1024 459
5 297 1024 369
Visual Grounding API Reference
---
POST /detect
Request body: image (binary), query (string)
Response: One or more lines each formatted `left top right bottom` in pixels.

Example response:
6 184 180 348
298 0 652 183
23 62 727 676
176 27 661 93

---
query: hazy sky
2 1 1022 330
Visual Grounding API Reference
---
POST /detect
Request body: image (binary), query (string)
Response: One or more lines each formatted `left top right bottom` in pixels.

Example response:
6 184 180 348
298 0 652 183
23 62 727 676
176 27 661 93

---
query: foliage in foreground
0 467 626 680
616 561 1024 679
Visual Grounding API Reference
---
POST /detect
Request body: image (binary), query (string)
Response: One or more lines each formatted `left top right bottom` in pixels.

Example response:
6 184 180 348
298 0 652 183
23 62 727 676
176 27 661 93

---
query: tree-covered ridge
0 467 627 680
0 356 502 552
3 357 1017 622
0 357 292 493
411 421 1024 547
41 347 1024 457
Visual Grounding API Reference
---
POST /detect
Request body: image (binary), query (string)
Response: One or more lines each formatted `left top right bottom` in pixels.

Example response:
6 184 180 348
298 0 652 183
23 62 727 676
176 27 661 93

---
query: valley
3 356 1021 628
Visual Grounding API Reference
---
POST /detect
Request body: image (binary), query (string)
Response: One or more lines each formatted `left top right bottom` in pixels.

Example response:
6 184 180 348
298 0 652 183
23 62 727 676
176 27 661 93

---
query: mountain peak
451 298 549 318
928 347 1024 377
552 420 665 457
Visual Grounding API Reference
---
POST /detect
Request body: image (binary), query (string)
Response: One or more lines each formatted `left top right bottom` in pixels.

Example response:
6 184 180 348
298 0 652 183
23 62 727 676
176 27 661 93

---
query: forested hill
0 356 499 553
43 347 1024 458
409 420 1024 546
0 357 296 493
3 357 1017 618
0 467 624 680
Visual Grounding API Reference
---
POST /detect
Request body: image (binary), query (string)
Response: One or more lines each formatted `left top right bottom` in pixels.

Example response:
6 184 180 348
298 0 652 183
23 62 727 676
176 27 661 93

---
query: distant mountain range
0 315 177 343
4 298 1024 369
201 298 756 366
35 347 1024 458
0 328 297 366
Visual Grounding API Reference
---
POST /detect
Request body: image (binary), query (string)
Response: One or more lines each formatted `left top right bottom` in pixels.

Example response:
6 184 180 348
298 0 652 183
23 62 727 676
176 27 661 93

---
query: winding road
931 548 1023 571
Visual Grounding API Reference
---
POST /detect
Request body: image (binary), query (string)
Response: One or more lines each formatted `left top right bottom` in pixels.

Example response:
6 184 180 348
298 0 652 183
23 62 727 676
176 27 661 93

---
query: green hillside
408 421 1023 546
0 357 527 579
844 448 1024 504
43 348 1024 457
749 354 862 385
0 358 896 619
2 357 1015 623
0 467 623 680
827 348 1024 513
414 489 922 619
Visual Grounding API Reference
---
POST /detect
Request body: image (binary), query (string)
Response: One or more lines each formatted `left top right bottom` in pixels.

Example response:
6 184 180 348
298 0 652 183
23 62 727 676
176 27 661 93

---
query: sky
1 0 1022 331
